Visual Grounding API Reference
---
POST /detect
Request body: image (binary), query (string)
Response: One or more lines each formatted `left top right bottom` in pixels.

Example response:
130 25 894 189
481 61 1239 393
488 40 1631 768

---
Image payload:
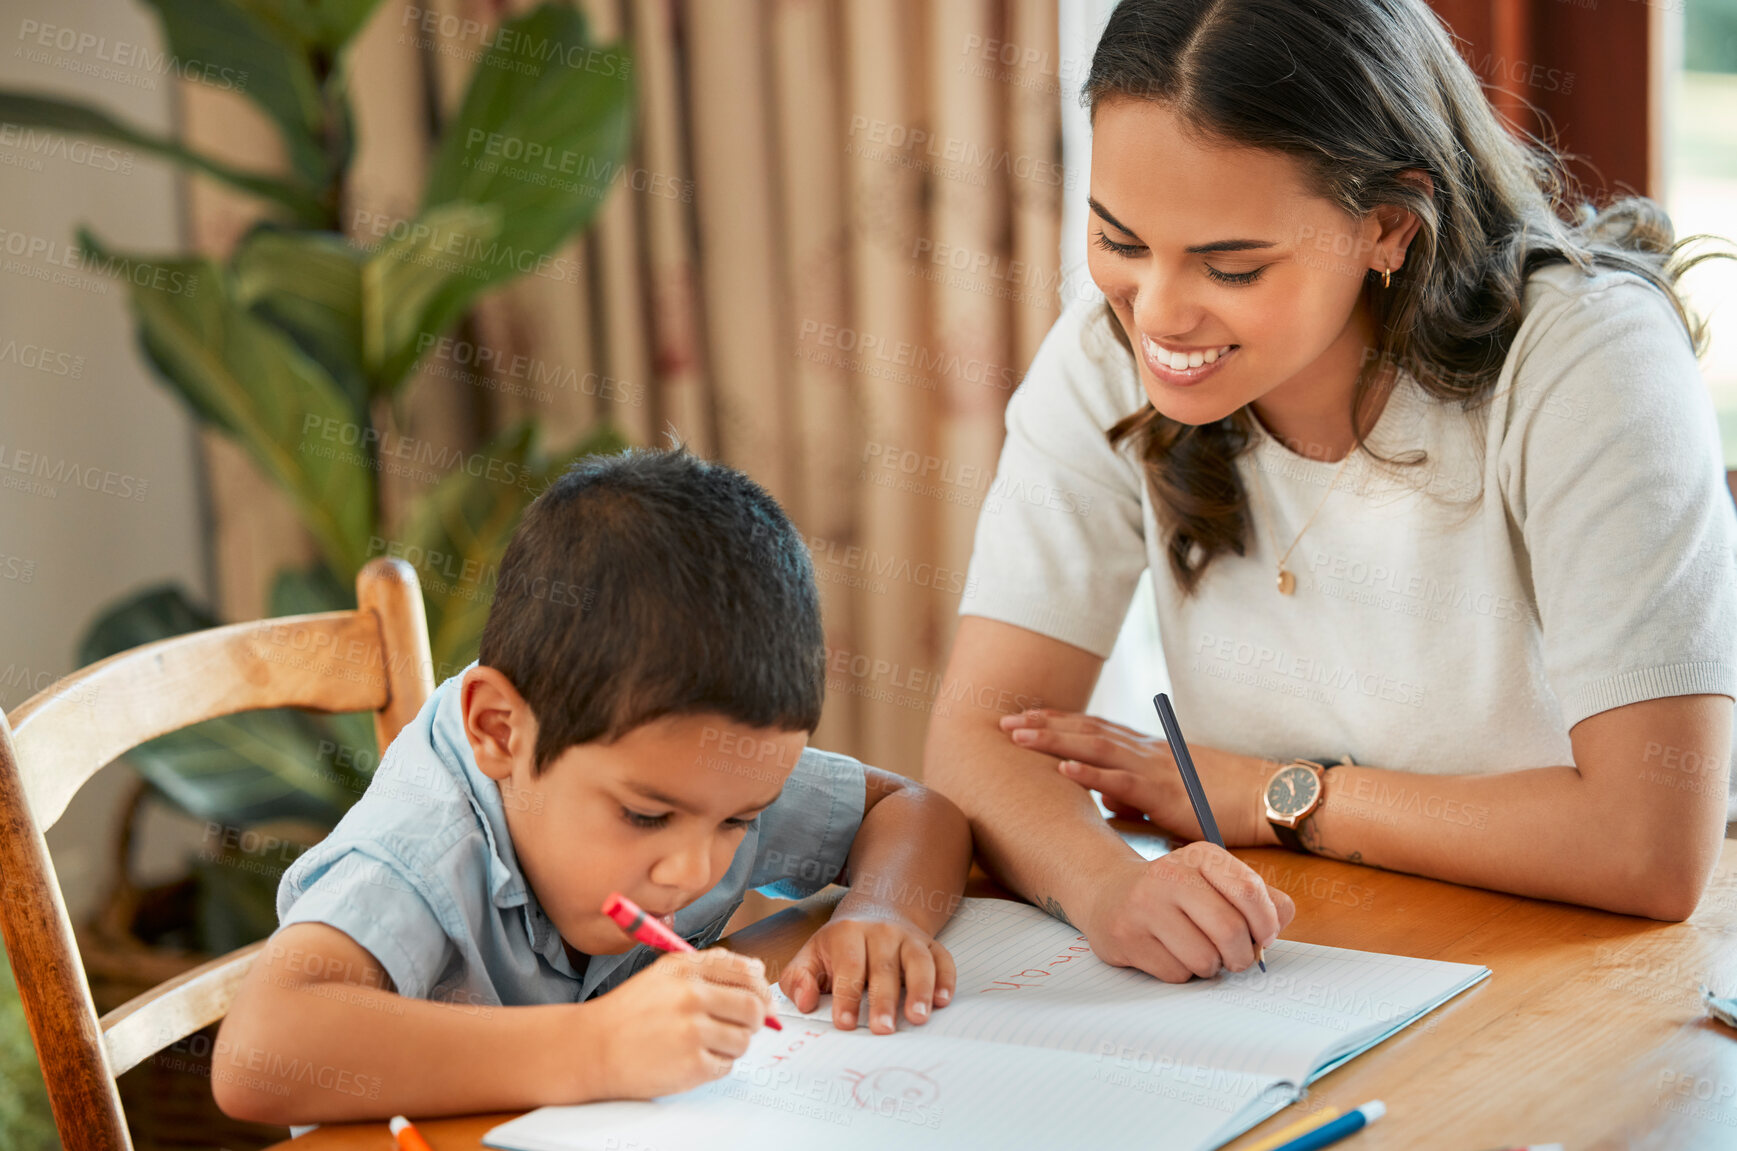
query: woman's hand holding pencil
1082 841 1294 982
1000 697 1295 983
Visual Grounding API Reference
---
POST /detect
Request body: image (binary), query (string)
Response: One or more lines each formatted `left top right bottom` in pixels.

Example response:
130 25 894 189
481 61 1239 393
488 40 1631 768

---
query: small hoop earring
1382 265 1392 289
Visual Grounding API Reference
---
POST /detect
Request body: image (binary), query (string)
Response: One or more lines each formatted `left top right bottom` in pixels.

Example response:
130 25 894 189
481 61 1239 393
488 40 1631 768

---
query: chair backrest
0 557 434 1151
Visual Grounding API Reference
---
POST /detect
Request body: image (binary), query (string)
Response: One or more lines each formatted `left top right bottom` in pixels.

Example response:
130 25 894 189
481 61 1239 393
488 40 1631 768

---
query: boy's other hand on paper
1084 841 1296 983
588 948 775 1099
778 908 958 1034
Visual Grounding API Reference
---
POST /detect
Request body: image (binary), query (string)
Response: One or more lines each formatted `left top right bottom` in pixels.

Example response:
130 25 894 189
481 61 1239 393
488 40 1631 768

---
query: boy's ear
460 666 536 781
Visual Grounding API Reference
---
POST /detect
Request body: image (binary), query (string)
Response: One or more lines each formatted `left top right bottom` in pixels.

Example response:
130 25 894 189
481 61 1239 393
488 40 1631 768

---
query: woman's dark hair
1084 0 1735 595
478 444 825 773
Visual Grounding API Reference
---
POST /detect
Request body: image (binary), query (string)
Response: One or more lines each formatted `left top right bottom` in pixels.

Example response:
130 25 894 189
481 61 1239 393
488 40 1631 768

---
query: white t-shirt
960 261 1737 813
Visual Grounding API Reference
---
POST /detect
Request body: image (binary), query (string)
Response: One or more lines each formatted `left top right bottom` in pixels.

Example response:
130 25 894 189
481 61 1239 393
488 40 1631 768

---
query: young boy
213 447 974 1125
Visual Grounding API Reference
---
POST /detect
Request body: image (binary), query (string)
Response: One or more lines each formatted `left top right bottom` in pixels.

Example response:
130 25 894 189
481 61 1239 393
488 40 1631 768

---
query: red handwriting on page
765 1026 827 1066
980 934 1092 991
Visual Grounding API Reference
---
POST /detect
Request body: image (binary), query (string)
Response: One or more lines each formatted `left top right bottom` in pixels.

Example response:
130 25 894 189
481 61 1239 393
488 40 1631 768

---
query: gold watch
1264 755 1352 852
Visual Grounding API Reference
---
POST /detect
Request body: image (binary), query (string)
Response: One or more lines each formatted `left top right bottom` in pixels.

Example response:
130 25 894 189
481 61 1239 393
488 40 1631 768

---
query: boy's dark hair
478 445 825 773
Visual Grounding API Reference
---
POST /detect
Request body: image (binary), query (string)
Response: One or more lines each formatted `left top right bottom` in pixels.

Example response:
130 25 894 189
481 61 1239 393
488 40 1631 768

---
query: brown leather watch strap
1271 756 1339 854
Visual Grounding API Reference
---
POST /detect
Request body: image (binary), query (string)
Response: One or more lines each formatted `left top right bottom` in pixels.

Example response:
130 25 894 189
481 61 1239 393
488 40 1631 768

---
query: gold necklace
1246 445 1356 595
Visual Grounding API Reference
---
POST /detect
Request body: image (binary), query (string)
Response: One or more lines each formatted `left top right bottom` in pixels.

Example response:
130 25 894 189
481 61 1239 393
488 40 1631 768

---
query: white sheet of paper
485 898 1487 1151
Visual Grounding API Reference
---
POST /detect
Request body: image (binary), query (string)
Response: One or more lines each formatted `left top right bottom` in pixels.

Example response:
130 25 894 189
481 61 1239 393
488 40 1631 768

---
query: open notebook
485 898 1488 1151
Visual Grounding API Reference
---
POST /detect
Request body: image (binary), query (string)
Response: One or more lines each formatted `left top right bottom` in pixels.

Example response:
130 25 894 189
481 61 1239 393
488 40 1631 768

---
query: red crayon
602 892 783 1031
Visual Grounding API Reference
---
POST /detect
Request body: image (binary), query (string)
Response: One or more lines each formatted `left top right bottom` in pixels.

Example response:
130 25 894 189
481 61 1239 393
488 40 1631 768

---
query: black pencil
1152 692 1266 972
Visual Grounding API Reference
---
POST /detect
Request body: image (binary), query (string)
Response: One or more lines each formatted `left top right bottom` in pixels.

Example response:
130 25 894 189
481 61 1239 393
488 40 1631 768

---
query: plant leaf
75 583 219 668
121 711 359 825
81 230 375 579
424 5 634 232
227 0 387 57
395 422 537 670
0 92 325 224
0 936 59 1150
362 3 632 392
394 421 627 671
268 561 354 616
358 201 502 392
138 0 332 191
233 225 366 409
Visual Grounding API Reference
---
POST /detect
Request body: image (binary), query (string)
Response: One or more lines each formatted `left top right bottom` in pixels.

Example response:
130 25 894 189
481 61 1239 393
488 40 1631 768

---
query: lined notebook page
771 898 1487 1085
484 1026 1285 1151
486 898 1488 1151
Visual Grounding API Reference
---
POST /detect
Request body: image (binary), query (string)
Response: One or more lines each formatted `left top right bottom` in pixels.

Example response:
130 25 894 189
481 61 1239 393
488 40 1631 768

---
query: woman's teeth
1141 334 1237 370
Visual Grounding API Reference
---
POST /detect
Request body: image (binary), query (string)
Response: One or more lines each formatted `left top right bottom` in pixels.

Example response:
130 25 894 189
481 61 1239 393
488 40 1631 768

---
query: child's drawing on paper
841 1063 942 1112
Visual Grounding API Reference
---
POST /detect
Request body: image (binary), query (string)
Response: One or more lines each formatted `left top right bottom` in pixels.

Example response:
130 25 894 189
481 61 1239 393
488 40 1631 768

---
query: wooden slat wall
686 0 799 510
630 0 715 457
837 0 935 774
770 0 862 755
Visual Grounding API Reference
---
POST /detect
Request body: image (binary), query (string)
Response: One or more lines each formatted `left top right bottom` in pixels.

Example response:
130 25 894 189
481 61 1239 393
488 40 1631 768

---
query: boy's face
460 667 805 956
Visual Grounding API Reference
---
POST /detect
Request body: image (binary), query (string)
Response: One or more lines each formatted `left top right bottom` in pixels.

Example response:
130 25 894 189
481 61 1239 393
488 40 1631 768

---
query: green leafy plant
0 0 631 950
0 939 57 1151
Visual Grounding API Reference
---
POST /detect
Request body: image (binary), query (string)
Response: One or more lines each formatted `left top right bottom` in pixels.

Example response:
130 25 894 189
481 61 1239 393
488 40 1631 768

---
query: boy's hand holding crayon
778 905 958 1034
586 948 781 1099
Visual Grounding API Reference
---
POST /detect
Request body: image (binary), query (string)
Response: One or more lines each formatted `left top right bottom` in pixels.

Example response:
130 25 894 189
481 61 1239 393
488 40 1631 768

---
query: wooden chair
0 557 435 1151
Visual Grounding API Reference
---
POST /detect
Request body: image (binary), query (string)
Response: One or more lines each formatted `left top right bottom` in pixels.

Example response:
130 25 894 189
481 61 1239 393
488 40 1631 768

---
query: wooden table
265 832 1737 1150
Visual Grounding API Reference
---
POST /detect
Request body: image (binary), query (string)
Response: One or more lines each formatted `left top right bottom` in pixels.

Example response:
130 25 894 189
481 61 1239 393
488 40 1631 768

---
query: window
1667 0 1737 467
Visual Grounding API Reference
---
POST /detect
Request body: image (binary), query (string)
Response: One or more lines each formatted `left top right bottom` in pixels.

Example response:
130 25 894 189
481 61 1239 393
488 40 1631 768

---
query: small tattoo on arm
1041 896 1073 927
1300 818 1368 866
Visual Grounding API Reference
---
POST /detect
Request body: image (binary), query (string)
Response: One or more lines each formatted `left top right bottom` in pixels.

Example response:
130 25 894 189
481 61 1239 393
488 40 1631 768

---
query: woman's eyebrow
1185 238 1278 253
1088 195 1140 236
1087 195 1277 254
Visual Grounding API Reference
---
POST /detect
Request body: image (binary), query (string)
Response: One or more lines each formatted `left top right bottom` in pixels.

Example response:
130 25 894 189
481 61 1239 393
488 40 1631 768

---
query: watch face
1265 766 1321 818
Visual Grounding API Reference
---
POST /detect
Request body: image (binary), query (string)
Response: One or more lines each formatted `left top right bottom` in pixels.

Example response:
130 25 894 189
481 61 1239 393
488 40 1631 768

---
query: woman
924 0 1737 985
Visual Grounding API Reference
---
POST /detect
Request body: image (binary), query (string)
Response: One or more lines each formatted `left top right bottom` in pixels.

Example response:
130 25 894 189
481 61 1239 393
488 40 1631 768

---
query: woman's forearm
1275 695 1731 919
923 709 1142 930
1287 759 1716 919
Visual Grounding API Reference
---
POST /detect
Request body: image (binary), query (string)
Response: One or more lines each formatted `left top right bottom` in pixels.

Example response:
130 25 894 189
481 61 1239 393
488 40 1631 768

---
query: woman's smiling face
1086 97 1397 436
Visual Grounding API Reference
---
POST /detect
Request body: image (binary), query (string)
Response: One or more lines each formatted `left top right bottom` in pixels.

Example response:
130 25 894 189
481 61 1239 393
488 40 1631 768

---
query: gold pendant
1277 568 1296 595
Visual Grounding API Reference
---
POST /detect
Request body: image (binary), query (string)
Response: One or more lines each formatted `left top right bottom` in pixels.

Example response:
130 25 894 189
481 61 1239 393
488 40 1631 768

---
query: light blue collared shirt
275 662 868 1012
